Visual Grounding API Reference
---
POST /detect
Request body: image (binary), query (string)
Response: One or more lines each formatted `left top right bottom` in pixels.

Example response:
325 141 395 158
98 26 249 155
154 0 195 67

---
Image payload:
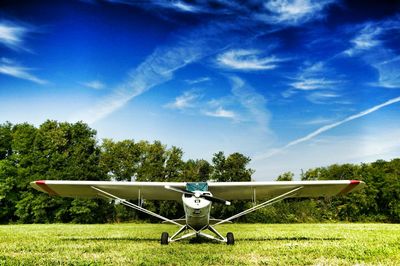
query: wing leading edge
30 180 365 201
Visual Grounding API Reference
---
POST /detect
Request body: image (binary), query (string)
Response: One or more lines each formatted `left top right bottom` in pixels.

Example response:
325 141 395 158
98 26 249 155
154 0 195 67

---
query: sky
1 0 400 180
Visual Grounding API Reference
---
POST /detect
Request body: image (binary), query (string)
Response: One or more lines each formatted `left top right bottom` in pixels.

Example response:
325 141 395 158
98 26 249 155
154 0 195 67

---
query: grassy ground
0 223 399 265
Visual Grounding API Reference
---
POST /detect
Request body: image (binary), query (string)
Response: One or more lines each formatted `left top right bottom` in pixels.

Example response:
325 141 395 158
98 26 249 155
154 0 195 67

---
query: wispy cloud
256 95 400 160
0 58 47 84
290 61 340 90
344 23 383 56
185 76 210 85
71 22 237 124
373 56 400 88
80 80 105 90
0 20 30 51
290 78 338 91
204 107 236 119
258 0 335 25
306 91 340 104
167 76 269 129
230 76 270 132
170 1 198 12
113 0 335 27
217 49 284 71
343 17 400 88
284 61 343 103
165 89 201 110
77 0 336 124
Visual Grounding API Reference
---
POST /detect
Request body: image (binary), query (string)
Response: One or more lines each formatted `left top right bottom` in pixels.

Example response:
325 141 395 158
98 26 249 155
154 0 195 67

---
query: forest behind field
0 120 399 224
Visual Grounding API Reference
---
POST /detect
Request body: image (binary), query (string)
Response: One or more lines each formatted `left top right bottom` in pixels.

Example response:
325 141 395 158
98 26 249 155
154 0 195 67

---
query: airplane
31 179 365 245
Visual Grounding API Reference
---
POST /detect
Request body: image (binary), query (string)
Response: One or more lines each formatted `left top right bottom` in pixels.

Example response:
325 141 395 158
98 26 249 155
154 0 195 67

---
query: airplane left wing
30 180 186 200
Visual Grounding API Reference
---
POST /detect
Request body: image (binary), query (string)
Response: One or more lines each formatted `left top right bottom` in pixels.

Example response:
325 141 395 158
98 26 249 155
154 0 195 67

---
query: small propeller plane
31 179 365 245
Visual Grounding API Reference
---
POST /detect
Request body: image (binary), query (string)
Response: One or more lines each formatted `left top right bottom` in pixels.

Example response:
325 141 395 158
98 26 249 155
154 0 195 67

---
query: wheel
161 232 169 245
226 232 234 245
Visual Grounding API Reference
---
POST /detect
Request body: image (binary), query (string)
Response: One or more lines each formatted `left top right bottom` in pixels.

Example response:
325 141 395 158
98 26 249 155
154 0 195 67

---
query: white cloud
290 61 340 90
290 78 338 90
306 91 340 104
0 58 47 84
372 55 400 89
109 0 335 28
259 0 334 25
343 18 400 88
284 61 343 103
204 107 236 119
165 90 201 110
171 1 198 12
0 20 32 51
217 49 285 71
255 95 400 160
344 23 383 56
185 76 210 85
80 80 105 90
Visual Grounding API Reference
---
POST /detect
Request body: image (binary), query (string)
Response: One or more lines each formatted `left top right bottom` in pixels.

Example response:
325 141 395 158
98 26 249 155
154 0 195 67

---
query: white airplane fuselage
182 191 212 230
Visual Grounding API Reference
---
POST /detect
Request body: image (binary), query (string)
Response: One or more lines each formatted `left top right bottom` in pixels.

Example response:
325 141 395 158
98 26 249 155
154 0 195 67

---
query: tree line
0 121 399 224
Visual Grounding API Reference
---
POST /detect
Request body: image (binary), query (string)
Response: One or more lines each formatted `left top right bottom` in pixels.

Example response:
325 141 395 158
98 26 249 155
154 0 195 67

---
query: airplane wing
30 180 365 201
208 180 365 200
30 180 187 200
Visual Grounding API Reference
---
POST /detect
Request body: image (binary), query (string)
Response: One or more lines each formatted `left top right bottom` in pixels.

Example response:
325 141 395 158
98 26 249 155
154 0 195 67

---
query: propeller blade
164 185 194 196
202 195 231 206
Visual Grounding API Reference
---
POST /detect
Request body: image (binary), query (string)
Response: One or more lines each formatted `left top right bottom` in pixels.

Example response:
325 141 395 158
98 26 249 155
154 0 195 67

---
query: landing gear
226 232 234 245
161 232 169 245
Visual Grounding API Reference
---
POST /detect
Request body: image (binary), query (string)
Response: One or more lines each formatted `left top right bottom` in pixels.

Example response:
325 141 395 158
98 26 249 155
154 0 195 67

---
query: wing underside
208 180 365 200
30 180 365 201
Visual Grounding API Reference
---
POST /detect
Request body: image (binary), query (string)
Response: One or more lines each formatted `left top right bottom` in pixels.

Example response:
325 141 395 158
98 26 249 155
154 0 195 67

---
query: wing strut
213 186 303 226
90 186 182 227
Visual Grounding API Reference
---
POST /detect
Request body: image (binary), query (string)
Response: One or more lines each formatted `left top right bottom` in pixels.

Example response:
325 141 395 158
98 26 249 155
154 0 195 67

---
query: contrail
255 96 400 160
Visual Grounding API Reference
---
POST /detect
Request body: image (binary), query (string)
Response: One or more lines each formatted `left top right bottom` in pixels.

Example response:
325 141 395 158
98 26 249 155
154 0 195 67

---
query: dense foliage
0 121 399 224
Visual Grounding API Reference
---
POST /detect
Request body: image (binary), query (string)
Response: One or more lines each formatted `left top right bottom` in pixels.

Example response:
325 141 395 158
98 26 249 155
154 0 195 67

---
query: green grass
1 223 399 265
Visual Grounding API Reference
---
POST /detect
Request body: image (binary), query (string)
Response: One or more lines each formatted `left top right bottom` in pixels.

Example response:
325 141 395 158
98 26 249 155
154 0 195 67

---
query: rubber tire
161 232 169 245
226 232 234 245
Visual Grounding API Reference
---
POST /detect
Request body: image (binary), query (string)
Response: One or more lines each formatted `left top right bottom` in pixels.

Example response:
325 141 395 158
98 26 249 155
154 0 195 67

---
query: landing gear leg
226 232 234 245
161 232 169 245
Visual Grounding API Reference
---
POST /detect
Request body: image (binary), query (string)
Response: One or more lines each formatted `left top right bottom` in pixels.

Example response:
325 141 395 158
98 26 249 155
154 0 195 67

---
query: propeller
165 185 231 206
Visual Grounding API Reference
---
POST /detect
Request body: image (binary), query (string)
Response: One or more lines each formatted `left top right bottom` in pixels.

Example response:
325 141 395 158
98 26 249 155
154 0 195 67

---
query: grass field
0 223 399 265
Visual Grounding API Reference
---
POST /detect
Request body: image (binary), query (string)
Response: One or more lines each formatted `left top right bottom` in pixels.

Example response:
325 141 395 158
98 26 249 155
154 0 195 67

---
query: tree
182 159 212 182
276 172 294 181
211 151 253 182
136 141 166 181
164 146 184 181
0 122 12 160
8 121 110 223
100 139 142 181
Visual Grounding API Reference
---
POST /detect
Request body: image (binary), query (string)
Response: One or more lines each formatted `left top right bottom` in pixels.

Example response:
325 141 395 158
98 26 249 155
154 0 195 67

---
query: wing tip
337 179 365 195
32 180 58 196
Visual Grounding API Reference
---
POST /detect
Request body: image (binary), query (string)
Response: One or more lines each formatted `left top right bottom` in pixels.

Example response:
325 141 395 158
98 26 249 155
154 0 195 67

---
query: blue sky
1 0 400 180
